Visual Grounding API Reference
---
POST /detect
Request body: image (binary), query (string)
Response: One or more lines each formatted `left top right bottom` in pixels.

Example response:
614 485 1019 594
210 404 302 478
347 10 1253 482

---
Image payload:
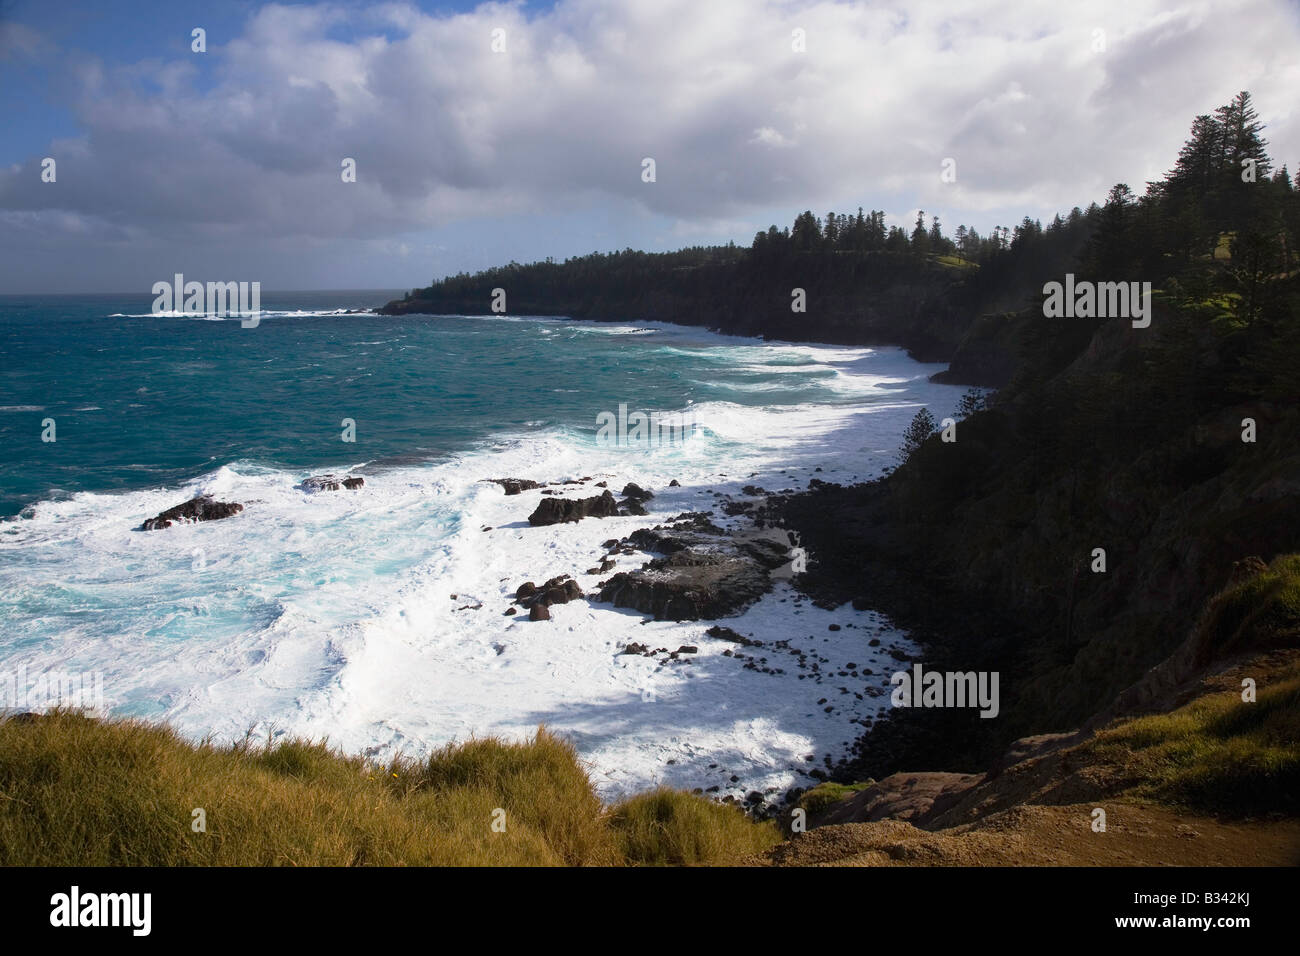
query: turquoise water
0 291 881 516
0 291 961 798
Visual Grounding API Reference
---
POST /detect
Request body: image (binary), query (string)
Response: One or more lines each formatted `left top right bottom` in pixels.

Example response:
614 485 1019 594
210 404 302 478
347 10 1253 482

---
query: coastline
5 295 1297 855
0 310 964 807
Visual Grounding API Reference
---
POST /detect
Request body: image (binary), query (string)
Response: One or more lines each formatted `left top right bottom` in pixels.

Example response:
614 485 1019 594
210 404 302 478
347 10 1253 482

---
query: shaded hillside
766 555 1300 865
769 91 1300 778
380 206 1098 375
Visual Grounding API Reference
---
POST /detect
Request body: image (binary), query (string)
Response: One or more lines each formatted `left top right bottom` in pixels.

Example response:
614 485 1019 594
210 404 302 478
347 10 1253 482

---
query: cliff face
766 296 1300 779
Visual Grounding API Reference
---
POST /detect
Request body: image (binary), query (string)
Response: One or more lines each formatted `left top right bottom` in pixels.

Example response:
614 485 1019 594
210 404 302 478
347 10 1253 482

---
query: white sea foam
107 309 379 320
0 343 962 801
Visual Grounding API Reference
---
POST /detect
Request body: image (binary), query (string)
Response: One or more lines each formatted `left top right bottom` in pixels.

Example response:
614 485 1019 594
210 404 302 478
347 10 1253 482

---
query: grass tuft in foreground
607 787 782 865
0 717 778 866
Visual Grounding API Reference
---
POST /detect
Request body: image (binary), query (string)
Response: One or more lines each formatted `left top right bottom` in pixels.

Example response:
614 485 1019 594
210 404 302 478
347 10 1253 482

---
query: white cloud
750 126 796 148
1 0 1298 288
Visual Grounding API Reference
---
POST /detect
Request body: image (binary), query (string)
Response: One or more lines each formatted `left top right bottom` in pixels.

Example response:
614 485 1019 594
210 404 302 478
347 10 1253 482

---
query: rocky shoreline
127 415 1297 823
478 472 929 814
133 464 911 813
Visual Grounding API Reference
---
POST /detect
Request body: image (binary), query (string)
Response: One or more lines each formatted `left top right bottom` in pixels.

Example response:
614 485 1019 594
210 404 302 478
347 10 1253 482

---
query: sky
1 0 1298 293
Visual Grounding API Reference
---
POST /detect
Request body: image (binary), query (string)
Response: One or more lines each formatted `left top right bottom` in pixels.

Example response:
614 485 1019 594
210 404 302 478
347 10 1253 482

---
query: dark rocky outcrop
301 474 365 492
596 516 790 621
540 579 583 606
622 512 724 554
704 625 761 647
514 575 583 610
141 496 244 531
486 478 543 496
929 311 1022 387
528 490 620 525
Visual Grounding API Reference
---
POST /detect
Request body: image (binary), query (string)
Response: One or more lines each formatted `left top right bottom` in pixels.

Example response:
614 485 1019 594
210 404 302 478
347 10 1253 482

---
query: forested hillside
381 174 1100 374
383 93 1296 397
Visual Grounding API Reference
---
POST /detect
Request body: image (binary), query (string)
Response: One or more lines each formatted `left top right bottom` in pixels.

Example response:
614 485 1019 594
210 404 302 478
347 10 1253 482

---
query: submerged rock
621 482 654 501
486 478 543 496
141 495 244 531
301 474 364 492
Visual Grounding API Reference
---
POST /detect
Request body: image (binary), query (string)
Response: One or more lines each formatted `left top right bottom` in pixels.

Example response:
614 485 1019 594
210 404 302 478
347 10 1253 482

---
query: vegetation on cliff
773 92 1299 782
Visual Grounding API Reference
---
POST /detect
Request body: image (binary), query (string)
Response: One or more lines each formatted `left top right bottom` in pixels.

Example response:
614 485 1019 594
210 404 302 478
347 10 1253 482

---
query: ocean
0 290 964 800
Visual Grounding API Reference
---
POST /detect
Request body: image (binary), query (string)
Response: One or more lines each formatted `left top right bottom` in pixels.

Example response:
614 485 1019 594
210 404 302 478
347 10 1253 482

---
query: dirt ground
764 802 1300 866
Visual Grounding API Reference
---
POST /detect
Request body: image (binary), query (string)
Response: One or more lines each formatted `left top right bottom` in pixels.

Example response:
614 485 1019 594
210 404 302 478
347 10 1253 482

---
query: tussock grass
1196 554 1300 661
414 734 616 865
0 717 772 866
606 787 781 865
1086 669 1300 815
